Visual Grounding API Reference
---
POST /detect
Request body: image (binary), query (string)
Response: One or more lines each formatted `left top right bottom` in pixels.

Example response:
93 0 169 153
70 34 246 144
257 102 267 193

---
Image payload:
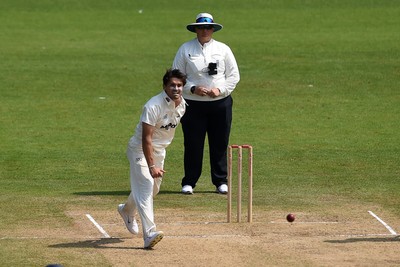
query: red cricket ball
286 213 295 222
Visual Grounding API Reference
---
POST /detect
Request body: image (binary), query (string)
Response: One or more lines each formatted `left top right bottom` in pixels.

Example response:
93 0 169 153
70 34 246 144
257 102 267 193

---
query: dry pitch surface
2 203 399 266
17 203 398 266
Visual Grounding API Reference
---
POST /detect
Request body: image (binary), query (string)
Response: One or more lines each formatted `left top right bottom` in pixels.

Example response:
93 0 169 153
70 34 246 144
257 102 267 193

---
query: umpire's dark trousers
181 95 233 189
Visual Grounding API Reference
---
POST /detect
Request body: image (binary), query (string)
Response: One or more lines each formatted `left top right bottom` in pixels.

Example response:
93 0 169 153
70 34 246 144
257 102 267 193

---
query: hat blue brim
186 23 223 33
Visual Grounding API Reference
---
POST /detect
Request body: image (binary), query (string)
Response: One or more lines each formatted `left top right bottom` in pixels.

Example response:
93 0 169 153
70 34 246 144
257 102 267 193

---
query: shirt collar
162 90 186 107
196 38 214 47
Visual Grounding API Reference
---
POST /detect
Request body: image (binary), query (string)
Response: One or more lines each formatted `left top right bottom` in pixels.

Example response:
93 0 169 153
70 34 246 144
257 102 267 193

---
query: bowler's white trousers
123 145 165 240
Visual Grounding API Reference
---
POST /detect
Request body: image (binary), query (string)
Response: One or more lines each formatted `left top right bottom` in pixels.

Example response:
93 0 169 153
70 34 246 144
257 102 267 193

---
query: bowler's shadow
49 238 144 250
74 190 218 196
159 190 218 195
325 235 400 244
73 191 130 196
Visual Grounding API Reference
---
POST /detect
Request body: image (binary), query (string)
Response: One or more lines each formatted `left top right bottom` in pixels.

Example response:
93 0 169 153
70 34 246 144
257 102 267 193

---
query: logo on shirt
160 123 177 130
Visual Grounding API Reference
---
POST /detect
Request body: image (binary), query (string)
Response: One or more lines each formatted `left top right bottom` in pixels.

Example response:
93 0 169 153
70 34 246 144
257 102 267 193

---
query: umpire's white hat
186 13 223 33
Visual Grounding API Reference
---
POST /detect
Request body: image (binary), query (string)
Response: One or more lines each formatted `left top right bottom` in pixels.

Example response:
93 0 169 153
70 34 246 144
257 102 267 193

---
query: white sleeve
172 45 185 71
140 105 157 127
221 45 240 96
172 44 194 93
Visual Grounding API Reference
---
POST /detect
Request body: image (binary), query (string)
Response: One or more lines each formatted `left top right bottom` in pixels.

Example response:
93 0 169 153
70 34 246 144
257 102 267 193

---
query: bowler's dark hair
163 68 187 86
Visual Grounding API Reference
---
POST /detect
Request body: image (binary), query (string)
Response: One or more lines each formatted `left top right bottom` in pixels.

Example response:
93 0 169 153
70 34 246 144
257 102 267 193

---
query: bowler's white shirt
128 91 186 152
172 38 240 101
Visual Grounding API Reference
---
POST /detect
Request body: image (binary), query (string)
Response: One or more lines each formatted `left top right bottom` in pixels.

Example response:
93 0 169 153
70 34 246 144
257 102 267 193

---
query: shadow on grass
325 236 400 243
74 190 219 196
49 238 146 250
73 191 130 196
158 190 218 195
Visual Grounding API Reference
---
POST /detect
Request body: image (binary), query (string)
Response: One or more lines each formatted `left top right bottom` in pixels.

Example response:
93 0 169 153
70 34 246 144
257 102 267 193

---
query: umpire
172 12 240 194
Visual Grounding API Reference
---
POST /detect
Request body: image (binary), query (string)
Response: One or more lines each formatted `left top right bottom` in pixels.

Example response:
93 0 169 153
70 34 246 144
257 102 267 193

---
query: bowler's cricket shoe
144 231 164 249
118 204 139 234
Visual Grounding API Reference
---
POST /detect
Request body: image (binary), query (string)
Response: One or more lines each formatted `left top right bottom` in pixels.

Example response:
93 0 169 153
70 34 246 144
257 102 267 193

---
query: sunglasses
196 25 213 30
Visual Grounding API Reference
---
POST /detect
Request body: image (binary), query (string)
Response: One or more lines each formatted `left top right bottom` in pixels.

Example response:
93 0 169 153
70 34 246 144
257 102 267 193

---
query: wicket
227 144 253 223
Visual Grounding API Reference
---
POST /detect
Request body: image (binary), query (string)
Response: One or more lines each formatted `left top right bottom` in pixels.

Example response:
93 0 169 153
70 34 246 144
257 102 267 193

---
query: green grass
1 0 399 265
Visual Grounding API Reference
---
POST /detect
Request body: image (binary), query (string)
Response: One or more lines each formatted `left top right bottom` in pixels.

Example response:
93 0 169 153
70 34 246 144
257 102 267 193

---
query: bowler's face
164 77 183 100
